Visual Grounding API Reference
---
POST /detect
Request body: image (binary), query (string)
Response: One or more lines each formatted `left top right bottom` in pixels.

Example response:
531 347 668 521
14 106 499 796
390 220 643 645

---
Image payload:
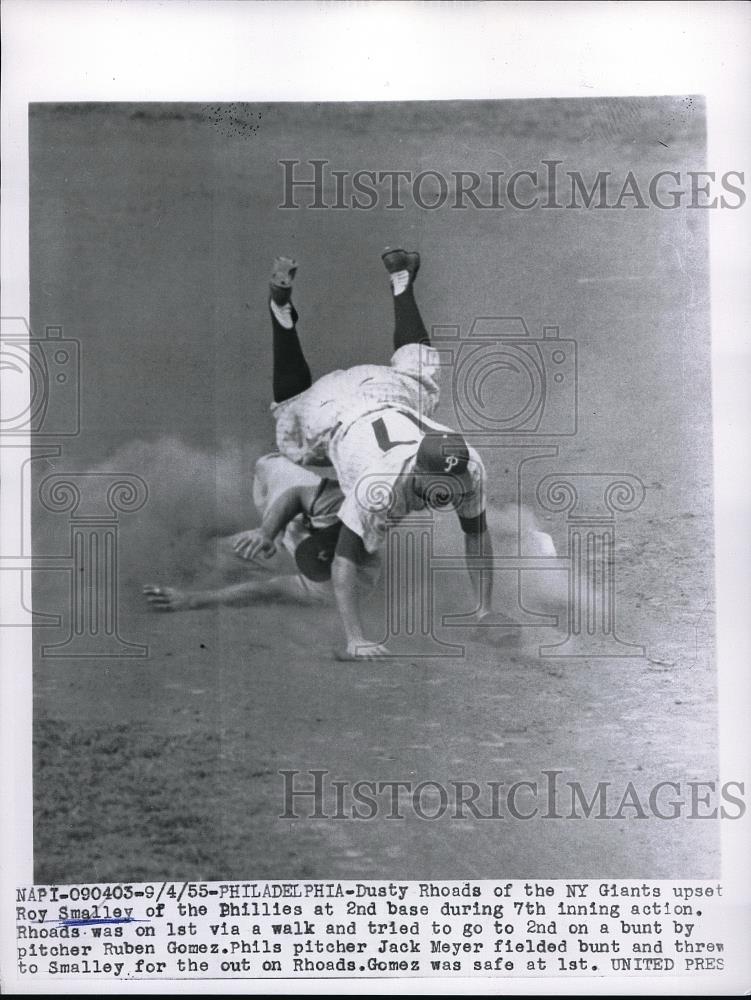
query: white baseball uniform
271 344 487 553
271 343 442 466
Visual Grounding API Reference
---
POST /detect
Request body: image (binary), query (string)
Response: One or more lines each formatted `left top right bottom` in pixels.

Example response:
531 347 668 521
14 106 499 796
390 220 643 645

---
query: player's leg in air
144 259 354 618
266 249 477 658
270 248 447 471
381 246 428 348
267 256 313 405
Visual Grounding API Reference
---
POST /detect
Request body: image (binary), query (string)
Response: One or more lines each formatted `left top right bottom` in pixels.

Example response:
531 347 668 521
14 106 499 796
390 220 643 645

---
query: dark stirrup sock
269 300 312 403
392 281 430 350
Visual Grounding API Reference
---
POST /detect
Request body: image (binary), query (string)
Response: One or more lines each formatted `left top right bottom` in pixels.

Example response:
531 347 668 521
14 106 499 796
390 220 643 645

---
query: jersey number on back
371 415 418 453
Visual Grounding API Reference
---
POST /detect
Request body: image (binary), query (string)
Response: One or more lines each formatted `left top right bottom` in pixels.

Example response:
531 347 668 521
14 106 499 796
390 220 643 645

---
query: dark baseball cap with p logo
415 431 470 476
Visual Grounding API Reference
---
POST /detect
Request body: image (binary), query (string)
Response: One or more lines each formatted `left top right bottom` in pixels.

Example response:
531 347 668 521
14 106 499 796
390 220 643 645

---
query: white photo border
1 1 749 994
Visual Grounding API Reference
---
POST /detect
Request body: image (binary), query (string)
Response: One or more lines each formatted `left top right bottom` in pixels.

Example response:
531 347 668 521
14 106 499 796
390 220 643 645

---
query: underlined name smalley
15 879 732 980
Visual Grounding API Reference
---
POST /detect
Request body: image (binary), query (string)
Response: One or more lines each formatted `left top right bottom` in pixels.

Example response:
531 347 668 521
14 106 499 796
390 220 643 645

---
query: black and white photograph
26 93 721 882
1 1 750 993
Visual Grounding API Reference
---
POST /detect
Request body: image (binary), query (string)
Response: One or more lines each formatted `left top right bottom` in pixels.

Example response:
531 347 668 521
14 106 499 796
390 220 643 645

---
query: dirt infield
30 98 718 881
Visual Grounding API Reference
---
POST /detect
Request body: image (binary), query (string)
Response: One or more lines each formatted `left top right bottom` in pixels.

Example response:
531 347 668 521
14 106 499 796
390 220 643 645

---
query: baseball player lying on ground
143 452 354 612
143 443 559 655
268 247 494 660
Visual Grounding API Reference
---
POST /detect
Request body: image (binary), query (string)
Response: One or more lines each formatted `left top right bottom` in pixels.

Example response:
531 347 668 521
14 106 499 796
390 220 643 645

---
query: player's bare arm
461 513 494 621
142 575 318 613
144 457 339 614
331 525 390 661
233 483 319 561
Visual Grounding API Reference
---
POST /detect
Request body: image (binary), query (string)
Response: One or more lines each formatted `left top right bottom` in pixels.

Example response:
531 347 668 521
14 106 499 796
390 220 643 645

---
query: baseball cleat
270 256 297 305
381 247 420 281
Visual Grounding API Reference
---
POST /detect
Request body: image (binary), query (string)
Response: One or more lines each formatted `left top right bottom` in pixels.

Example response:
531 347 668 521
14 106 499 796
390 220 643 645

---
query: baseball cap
415 431 470 476
294 523 342 582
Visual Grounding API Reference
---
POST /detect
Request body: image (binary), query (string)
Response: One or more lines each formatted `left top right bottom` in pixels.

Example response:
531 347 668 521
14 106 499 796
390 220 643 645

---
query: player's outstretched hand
232 529 276 561
142 584 191 612
335 641 392 662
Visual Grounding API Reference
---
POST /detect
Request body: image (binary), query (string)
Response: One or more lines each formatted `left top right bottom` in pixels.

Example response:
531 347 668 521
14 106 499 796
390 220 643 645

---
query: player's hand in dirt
142 584 191 612
232 529 276 561
335 640 392 661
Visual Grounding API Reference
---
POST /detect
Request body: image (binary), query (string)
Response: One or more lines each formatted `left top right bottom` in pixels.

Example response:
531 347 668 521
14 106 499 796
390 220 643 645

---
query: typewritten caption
15 880 729 979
